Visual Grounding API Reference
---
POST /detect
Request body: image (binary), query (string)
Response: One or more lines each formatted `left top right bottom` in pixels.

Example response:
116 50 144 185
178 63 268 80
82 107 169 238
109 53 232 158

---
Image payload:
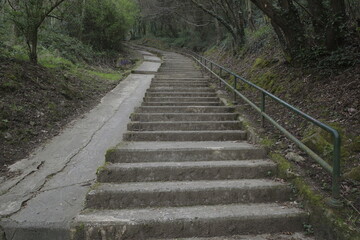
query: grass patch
86 70 123 81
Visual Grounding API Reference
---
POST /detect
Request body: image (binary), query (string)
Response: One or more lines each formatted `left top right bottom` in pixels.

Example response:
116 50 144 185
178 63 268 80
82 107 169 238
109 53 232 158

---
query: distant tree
82 0 138 50
188 0 247 49
6 0 67 63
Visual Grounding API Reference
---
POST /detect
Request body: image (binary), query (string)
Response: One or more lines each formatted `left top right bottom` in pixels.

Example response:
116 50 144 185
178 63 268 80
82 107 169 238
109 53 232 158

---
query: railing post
328 134 343 207
233 76 237 104
261 92 266 127
219 68 222 87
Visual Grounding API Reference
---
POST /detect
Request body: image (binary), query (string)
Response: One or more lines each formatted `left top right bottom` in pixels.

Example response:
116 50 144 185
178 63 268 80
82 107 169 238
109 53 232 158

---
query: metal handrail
188 51 341 204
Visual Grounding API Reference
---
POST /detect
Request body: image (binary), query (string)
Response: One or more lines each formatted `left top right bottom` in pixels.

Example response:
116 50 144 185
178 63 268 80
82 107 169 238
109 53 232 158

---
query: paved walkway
0 50 161 240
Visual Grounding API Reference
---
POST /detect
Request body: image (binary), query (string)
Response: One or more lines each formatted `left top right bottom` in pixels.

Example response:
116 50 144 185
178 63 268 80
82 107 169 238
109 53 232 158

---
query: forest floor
137 32 360 237
0 48 141 179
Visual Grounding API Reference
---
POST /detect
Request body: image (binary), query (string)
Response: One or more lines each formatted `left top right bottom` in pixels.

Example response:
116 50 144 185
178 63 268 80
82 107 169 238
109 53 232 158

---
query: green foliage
82 0 138 50
5 0 67 62
86 70 123 82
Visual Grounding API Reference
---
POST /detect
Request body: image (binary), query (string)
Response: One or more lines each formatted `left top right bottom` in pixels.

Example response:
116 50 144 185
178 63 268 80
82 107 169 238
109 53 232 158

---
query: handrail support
190 53 342 205
261 92 266 128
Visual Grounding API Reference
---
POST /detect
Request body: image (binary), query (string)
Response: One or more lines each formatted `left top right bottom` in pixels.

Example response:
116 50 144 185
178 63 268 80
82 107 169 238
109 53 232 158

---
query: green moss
344 166 360 181
269 153 293 179
348 136 360 152
302 131 333 161
269 152 359 239
255 71 276 87
260 137 276 148
105 148 117 161
303 123 356 163
252 57 272 69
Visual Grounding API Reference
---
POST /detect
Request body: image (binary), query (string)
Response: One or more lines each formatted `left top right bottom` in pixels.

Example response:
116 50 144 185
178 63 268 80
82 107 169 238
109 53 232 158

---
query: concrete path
0 51 160 240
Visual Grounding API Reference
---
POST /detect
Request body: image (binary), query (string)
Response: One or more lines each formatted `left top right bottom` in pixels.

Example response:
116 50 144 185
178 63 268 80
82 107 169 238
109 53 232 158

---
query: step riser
123 132 247 142
144 97 219 103
145 93 216 98
150 84 209 87
72 215 307 240
155 74 204 78
134 107 234 114
86 186 291 209
151 81 209 84
128 122 241 131
106 149 266 163
158 70 201 74
147 88 214 92
153 78 208 81
98 163 276 183
142 102 222 106
130 114 237 122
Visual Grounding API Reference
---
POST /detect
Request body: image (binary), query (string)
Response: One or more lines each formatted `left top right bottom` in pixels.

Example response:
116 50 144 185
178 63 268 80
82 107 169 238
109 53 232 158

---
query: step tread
90 179 288 193
142 102 223 106
114 141 256 150
132 113 237 116
154 232 314 240
126 130 246 133
104 159 275 169
129 121 240 124
76 203 306 223
137 106 234 109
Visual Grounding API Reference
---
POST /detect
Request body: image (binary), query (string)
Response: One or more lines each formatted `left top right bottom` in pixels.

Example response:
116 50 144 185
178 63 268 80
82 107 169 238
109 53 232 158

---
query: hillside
0 51 139 177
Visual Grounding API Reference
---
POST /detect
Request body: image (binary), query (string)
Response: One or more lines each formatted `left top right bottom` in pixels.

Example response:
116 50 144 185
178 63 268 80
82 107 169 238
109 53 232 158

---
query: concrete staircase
71 52 311 239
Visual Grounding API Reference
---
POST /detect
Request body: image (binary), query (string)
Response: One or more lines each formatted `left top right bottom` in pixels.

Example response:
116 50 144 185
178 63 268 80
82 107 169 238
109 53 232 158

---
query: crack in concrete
5 85 139 218
0 161 44 196
36 179 95 194
5 81 146 217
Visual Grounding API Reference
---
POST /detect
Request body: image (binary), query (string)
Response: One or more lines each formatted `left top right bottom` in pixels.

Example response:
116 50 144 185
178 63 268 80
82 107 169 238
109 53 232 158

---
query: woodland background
0 0 359 235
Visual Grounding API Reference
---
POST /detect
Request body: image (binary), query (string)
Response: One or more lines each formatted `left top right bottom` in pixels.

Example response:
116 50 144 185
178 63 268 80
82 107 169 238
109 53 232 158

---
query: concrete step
144 97 219 103
151 80 209 84
154 232 314 240
123 130 247 141
134 106 235 113
145 92 216 98
156 70 201 73
105 142 266 163
128 121 241 131
86 179 292 209
155 75 203 79
152 77 207 80
159 68 198 72
147 88 214 92
97 160 277 183
150 83 209 87
142 102 222 106
130 113 237 122
72 203 308 239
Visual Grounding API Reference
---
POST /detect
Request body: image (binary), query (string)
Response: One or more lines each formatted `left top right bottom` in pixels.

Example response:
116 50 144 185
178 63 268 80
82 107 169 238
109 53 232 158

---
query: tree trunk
214 19 222 44
326 0 347 50
251 0 306 58
27 27 38 64
246 0 256 31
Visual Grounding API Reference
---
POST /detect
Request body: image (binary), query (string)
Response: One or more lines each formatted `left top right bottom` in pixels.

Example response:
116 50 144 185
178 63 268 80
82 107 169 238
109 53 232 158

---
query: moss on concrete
268 152 359 240
105 147 117 161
